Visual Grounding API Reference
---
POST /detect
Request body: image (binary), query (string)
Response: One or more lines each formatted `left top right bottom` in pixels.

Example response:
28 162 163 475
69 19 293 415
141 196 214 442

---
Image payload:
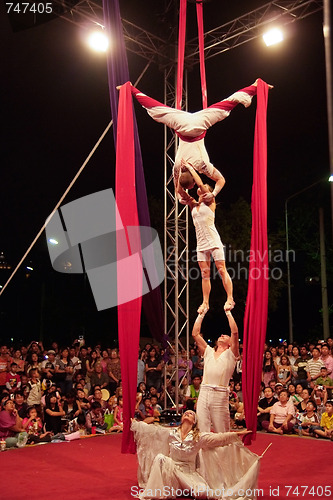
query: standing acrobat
178 159 233 313
127 80 261 203
192 308 239 433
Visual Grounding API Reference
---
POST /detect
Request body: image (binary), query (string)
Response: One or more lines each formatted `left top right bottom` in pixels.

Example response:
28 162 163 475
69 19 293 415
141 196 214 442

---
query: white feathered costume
131 420 261 499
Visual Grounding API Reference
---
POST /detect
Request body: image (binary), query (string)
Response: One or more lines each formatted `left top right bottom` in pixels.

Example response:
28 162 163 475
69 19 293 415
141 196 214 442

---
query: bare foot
253 78 274 89
198 302 209 314
224 299 235 311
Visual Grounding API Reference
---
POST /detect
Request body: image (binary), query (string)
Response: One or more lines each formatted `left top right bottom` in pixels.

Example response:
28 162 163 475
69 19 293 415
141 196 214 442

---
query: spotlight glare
263 28 283 47
88 32 109 52
329 174 333 182
48 238 59 245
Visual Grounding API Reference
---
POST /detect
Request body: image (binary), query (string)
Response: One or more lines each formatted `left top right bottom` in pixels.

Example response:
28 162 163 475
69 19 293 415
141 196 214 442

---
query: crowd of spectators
256 339 333 439
0 337 333 449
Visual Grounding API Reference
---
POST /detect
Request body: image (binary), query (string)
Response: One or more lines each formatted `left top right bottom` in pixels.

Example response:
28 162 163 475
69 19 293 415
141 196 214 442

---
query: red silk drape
116 83 142 453
243 79 269 445
196 1 207 109
177 0 207 110
176 0 187 110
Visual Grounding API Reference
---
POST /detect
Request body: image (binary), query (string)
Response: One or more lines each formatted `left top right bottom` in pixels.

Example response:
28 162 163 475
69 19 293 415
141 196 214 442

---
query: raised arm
176 177 197 209
225 310 239 358
192 311 208 357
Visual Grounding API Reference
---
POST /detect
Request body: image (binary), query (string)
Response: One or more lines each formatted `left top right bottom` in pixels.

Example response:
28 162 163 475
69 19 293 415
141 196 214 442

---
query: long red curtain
243 79 269 445
176 0 207 110
116 83 142 453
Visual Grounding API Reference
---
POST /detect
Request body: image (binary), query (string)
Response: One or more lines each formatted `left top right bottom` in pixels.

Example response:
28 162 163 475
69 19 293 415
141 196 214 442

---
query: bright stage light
329 174 333 182
48 238 59 245
87 31 109 52
263 28 283 47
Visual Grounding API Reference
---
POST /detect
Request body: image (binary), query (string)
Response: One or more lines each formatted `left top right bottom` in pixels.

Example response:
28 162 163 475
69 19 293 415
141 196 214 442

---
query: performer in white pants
193 309 239 432
128 81 258 203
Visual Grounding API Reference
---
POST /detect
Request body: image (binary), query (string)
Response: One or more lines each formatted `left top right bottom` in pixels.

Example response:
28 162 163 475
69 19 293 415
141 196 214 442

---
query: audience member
89 362 110 392
293 346 311 386
306 348 325 389
257 386 278 429
44 393 65 434
312 400 333 440
262 389 295 434
86 401 108 434
108 349 121 396
55 348 74 394
40 350 57 382
0 399 27 448
319 345 333 377
185 375 201 409
294 400 319 437
262 351 276 387
5 363 21 393
276 355 292 386
145 347 162 390
22 406 52 443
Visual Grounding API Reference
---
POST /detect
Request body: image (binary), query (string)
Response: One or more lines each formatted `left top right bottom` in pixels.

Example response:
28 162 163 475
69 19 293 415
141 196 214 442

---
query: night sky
0 0 331 346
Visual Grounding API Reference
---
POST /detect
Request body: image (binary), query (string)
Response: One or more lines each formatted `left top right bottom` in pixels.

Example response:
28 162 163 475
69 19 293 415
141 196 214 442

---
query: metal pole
319 207 330 339
285 199 293 343
284 177 329 343
323 0 333 238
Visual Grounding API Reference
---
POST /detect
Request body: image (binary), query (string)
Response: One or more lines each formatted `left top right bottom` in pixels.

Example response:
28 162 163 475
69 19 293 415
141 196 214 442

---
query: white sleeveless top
191 203 223 251
202 345 236 387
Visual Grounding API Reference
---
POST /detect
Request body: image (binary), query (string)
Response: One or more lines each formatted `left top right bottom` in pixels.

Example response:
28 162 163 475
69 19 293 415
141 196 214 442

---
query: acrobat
125 79 262 203
177 159 233 312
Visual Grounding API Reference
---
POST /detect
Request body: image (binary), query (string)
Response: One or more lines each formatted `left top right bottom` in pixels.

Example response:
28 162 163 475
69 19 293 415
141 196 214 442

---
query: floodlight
263 28 283 47
87 31 109 52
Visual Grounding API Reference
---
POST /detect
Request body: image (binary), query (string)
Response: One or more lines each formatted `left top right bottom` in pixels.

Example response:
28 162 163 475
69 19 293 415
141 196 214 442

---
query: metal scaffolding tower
52 0 324 408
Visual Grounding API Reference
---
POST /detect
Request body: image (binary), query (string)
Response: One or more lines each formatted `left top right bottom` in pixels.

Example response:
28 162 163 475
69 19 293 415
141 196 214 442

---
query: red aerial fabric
177 0 207 110
196 0 207 109
116 83 142 453
242 79 269 445
176 0 187 110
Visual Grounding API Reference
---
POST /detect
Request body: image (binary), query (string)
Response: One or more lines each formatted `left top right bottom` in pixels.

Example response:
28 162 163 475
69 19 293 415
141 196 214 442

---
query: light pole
285 176 332 343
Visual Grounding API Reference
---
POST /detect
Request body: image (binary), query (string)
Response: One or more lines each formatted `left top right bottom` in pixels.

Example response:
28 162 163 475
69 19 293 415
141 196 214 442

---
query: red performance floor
0 432 332 500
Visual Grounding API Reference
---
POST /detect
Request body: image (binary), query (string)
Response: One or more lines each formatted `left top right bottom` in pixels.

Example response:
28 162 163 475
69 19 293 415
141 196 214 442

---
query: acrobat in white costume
193 309 239 433
131 416 261 500
130 82 257 199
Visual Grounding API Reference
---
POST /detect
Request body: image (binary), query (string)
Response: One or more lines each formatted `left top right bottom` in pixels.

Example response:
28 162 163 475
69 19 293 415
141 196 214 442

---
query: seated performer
178 159 233 312
131 410 260 500
119 80 265 203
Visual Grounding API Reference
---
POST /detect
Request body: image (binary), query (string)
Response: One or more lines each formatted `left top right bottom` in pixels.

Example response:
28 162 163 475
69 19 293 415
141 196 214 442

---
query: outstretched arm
192 311 208 356
226 310 239 358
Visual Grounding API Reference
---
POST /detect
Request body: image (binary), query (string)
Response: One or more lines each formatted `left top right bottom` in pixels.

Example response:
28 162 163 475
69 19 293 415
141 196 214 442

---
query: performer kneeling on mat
131 410 260 500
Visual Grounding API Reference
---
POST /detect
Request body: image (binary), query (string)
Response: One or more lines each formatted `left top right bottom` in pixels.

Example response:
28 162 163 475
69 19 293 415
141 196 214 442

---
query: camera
317 385 324 391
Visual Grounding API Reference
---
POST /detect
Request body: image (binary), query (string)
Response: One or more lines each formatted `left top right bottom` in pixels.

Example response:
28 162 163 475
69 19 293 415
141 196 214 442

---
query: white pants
196 385 230 433
139 453 209 499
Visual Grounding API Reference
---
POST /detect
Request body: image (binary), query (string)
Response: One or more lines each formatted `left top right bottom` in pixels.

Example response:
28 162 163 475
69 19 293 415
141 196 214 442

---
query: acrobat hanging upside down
118 79 272 203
